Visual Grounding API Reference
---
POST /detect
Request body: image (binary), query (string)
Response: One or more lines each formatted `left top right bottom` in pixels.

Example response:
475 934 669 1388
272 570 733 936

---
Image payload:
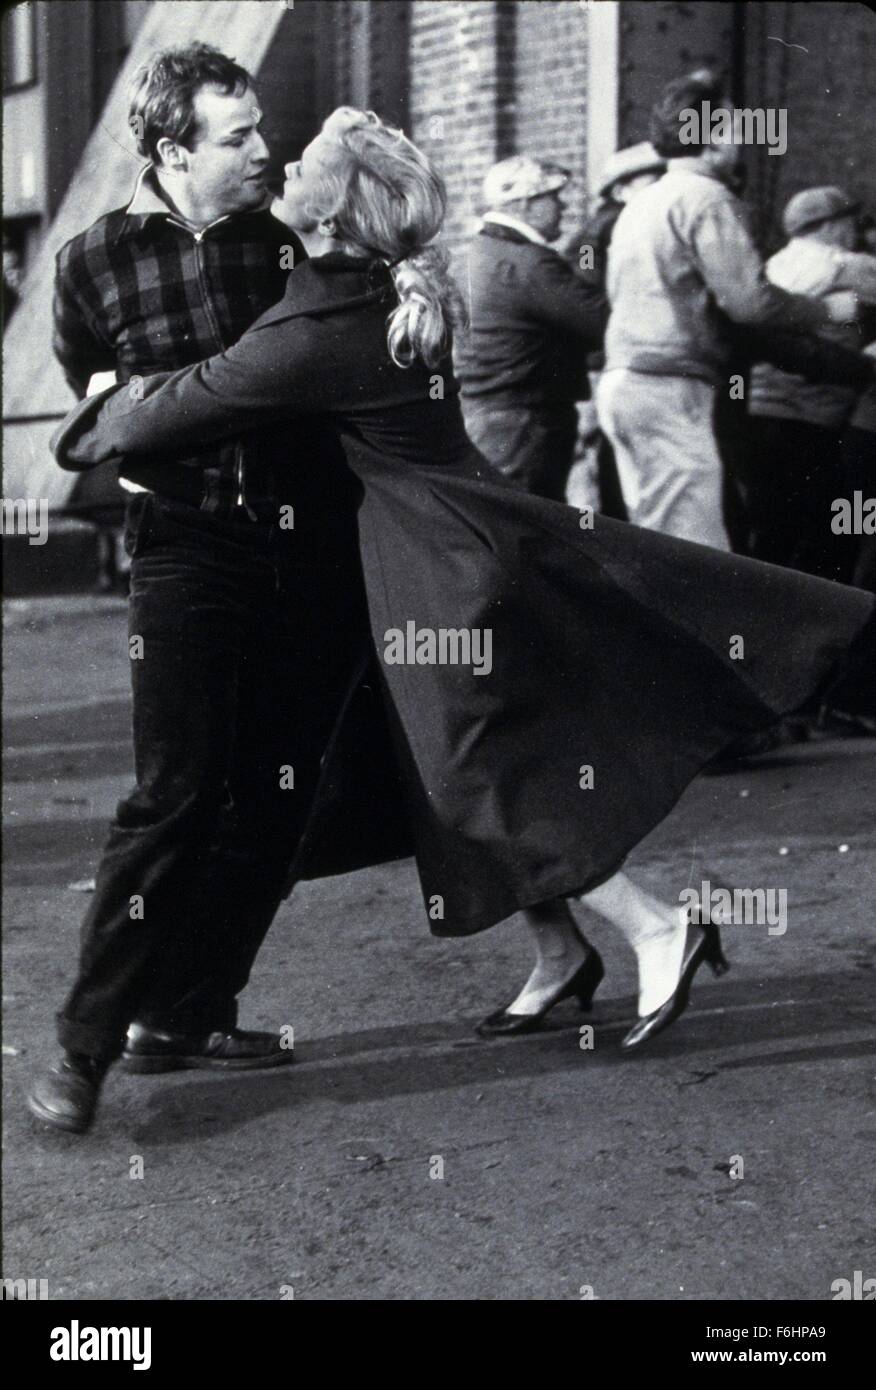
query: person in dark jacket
454 155 606 501
27 46 369 1136
746 186 876 583
36 108 876 1135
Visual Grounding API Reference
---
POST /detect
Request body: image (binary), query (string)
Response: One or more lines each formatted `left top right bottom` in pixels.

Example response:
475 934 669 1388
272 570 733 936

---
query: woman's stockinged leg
506 898 592 1016
476 897 604 1036
578 871 689 1016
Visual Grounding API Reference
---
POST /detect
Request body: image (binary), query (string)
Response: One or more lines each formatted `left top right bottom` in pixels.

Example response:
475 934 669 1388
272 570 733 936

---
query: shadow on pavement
124 967 876 1145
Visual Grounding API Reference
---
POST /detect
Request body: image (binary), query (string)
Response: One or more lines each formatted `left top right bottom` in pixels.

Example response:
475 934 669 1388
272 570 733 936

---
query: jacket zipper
183 219 257 519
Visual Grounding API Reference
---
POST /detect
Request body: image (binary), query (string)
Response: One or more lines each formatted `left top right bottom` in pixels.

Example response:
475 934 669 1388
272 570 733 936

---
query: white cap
482 155 569 208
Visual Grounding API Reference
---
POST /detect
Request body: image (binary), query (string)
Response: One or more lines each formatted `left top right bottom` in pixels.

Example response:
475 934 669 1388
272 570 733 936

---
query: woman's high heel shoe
476 948 605 1038
620 921 728 1053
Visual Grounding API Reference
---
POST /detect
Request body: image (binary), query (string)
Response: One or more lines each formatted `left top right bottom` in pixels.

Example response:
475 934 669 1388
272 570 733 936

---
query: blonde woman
49 108 874 1077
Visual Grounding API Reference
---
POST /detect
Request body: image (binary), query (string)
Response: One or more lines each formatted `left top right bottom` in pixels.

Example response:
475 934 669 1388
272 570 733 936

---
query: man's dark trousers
742 416 852 583
463 401 579 501
57 494 365 1062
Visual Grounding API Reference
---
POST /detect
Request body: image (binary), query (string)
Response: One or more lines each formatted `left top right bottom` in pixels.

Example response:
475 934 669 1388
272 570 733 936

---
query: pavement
2 596 875 1301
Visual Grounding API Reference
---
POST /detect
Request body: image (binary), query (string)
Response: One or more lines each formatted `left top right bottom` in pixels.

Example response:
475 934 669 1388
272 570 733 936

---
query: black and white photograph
2 0 875 1332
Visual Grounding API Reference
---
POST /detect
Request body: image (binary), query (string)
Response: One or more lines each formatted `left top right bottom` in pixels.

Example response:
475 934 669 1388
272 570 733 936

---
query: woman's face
271 132 337 233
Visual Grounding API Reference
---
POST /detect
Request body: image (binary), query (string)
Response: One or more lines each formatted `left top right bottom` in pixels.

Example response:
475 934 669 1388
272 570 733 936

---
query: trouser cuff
56 1013 126 1064
135 1000 239 1036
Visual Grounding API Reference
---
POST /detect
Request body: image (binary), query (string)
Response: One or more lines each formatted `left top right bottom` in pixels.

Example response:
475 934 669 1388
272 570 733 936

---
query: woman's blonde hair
307 107 467 368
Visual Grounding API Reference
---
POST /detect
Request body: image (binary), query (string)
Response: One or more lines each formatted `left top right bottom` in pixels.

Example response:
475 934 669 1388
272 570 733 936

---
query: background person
572 141 665 520
597 70 857 550
747 186 876 583
454 154 605 502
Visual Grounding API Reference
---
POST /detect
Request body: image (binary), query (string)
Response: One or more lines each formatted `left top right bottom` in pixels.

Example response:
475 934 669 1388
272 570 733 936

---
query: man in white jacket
598 72 856 551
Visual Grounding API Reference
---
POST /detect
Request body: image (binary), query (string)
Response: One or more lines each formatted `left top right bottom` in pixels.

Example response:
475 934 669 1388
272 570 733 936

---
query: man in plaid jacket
29 44 366 1133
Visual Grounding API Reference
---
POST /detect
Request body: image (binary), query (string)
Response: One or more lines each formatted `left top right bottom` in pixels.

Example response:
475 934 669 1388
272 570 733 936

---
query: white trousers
597 368 731 550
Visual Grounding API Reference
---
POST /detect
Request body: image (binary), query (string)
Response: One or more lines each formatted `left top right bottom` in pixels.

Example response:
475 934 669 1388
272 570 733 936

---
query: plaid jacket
53 165 299 515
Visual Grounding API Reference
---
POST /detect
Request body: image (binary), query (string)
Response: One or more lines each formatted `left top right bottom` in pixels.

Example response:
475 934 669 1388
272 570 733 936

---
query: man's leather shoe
121 1022 295 1073
27 1054 106 1133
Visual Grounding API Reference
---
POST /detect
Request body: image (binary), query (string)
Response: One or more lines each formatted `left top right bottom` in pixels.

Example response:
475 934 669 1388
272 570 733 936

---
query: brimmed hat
482 155 569 208
783 186 861 237
597 142 664 198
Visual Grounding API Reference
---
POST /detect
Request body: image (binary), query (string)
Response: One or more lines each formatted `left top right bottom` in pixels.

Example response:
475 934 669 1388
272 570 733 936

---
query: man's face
174 84 270 216
707 112 746 183
523 189 565 242
271 131 339 234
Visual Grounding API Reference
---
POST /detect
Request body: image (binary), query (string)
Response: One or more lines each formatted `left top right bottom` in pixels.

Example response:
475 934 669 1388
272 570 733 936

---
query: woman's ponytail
387 242 467 369
315 108 468 369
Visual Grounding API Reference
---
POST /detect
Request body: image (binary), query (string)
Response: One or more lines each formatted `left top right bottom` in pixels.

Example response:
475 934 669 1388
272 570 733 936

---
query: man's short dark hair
650 69 728 159
128 42 253 163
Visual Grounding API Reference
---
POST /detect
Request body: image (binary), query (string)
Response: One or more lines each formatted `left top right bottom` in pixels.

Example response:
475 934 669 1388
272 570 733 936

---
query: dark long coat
52 255 876 936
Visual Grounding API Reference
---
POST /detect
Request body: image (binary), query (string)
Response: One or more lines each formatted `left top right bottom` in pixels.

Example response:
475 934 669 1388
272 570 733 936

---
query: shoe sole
476 1016 542 1039
121 1051 296 1074
481 1006 597 1039
27 1093 92 1133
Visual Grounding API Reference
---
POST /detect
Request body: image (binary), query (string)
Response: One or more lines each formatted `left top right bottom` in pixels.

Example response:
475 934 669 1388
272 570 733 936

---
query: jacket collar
112 164 268 246
126 164 173 218
481 211 550 246
256 254 396 327
663 158 728 186
478 219 543 249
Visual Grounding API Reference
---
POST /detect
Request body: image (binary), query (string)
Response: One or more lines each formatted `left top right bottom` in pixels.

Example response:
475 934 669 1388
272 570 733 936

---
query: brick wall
514 1 589 244
256 0 322 183
408 0 594 266
409 0 511 259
